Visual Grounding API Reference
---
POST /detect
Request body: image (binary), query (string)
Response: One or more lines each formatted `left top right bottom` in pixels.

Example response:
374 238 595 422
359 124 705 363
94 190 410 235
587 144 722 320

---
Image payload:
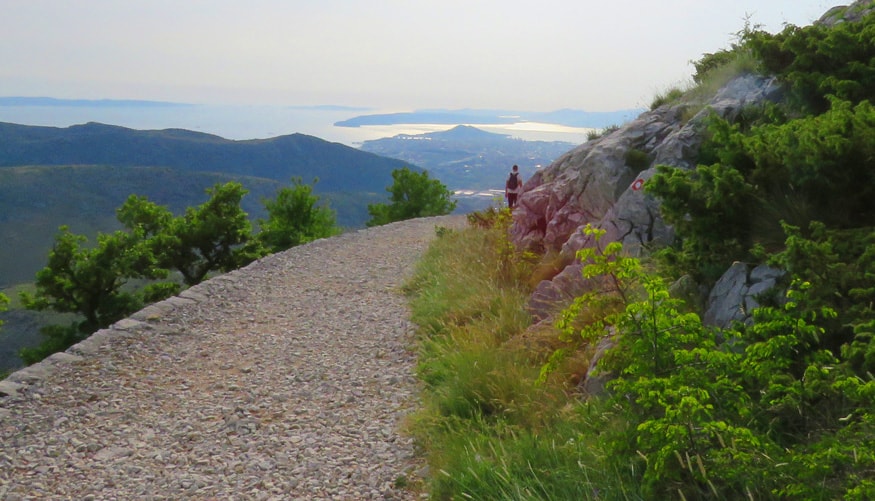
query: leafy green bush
746 10 875 114
651 10 875 283
19 180 306 364
545 230 875 499
646 160 756 283
257 177 341 253
20 227 166 333
648 93 875 283
367 167 456 227
624 148 651 174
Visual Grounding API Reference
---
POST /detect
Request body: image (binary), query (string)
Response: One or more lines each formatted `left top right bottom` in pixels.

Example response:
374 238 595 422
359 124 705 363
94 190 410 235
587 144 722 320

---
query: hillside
0 165 284 285
410 2 875 498
0 121 420 281
0 123 414 369
0 121 414 193
359 125 575 191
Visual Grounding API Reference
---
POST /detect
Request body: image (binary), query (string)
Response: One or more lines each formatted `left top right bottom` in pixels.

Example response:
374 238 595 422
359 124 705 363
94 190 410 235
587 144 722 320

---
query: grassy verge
403 211 641 499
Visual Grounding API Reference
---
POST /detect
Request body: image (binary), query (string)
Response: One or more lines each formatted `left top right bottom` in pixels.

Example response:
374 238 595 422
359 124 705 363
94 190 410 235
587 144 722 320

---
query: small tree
258 177 341 253
366 167 456 227
20 226 166 333
118 182 263 286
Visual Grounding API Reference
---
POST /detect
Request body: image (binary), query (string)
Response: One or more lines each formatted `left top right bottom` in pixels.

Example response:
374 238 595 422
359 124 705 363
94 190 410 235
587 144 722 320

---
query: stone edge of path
0 215 466 401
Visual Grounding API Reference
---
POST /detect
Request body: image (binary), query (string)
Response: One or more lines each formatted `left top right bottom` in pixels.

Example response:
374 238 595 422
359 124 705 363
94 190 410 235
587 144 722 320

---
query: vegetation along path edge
0 214 468 500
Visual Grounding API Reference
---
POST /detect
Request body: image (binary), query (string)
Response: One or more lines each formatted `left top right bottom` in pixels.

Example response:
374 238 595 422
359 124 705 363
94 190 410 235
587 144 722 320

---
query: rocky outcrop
819 0 875 26
515 74 783 322
703 262 786 329
514 2 871 396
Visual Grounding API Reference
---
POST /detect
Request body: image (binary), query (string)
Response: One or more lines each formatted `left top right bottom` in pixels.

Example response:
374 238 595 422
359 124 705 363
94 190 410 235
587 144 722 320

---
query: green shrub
624 148 651 174
586 124 620 141
650 86 686 110
257 177 340 252
747 10 875 114
546 231 875 498
367 167 456 227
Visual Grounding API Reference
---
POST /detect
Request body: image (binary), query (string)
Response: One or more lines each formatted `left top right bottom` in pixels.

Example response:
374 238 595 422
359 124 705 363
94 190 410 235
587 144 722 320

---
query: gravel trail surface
0 215 467 500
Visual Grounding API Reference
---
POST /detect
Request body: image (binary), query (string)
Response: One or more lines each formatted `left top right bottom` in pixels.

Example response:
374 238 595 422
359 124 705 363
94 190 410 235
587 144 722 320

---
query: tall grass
404 214 642 499
649 48 762 120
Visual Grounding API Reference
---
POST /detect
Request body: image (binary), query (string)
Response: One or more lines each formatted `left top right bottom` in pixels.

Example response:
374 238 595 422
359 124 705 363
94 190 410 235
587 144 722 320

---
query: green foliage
119 182 263 286
623 148 651 173
17 224 171 363
405 215 625 499
744 99 875 226
586 124 620 141
646 160 756 283
649 97 875 282
20 226 165 333
547 235 875 498
650 86 686 110
652 11 875 282
0 164 283 287
366 167 457 227
692 49 738 84
767 222 875 370
0 292 7 331
746 11 875 114
18 323 82 366
257 178 341 253
407 210 875 498
18 181 268 365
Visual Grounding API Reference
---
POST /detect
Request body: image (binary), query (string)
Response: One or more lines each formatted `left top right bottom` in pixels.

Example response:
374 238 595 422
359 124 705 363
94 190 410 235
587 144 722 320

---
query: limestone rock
818 0 875 27
511 74 782 318
579 334 616 398
527 263 585 322
703 262 785 329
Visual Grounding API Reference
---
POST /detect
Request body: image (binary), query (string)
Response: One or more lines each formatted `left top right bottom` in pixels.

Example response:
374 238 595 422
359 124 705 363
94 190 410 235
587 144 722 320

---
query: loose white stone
0 216 465 499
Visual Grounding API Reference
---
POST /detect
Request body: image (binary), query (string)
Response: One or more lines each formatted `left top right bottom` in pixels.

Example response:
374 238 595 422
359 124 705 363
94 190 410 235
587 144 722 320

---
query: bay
0 103 595 146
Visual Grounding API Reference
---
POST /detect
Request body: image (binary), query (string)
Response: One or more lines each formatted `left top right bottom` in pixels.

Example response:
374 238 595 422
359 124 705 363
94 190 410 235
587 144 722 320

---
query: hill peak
436 125 509 140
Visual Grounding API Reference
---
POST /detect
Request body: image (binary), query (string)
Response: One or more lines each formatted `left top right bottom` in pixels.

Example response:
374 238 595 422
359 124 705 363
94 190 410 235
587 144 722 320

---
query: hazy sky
1 0 837 112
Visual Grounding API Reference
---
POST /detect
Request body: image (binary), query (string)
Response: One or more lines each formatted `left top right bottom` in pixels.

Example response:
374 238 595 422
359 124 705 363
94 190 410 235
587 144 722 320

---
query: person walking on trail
505 164 523 209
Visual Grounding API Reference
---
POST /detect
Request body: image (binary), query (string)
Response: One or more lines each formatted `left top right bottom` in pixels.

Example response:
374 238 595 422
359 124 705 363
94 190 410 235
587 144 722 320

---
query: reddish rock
515 74 783 320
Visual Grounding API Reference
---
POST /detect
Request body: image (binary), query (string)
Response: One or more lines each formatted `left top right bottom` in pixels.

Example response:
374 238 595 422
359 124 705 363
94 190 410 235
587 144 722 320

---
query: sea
0 103 597 146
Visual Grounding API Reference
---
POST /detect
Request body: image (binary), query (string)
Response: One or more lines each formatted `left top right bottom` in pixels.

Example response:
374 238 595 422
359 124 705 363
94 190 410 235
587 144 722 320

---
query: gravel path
0 215 467 500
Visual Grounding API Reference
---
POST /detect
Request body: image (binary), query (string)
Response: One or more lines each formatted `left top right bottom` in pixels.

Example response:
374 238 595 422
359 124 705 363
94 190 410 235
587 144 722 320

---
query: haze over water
0 103 596 146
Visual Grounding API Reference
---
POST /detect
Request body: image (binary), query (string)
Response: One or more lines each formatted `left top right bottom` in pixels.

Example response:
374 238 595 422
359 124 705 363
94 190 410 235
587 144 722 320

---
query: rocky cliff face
514 0 875 326
512 74 783 322
509 0 875 398
819 0 875 26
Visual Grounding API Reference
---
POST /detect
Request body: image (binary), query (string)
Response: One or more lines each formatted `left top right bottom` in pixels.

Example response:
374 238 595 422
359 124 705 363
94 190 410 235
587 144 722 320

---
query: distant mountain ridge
359 125 575 192
0 121 412 193
0 120 418 286
336 108 641 128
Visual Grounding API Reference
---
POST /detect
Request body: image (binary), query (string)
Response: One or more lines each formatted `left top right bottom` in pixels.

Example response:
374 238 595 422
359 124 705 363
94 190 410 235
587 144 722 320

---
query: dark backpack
507 172 519 190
